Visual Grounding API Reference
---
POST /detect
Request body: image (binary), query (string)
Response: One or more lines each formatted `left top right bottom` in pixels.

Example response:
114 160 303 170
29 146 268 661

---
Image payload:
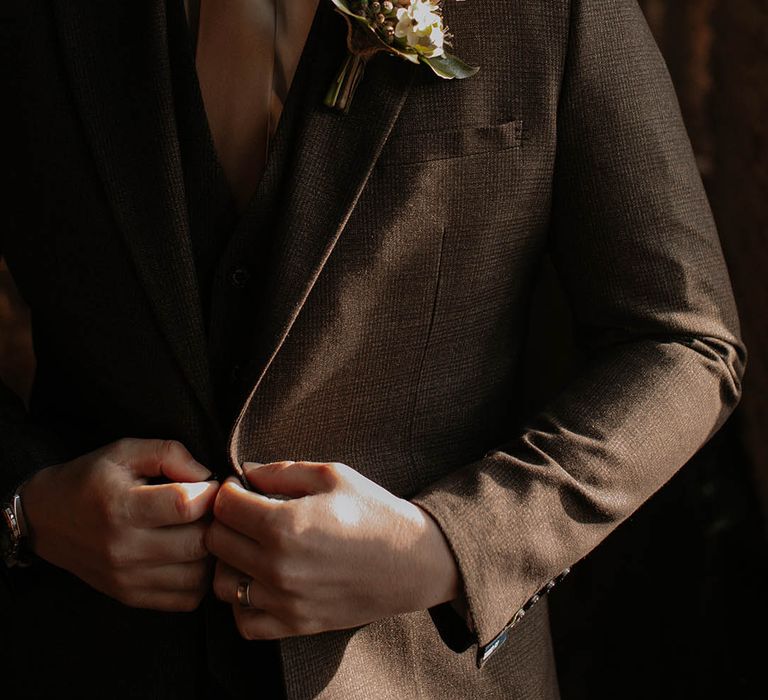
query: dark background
1 1 766 697
543 2 768 697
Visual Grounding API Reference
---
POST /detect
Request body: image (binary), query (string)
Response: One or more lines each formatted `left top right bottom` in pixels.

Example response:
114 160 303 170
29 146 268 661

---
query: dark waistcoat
165 1 287 696
166 0 294 432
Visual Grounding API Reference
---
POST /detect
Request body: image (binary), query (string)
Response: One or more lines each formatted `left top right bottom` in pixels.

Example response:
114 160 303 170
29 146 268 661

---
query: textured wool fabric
0 0 746 698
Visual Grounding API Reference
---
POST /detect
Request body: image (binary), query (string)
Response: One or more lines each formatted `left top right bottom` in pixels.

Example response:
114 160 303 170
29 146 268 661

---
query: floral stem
324 52 368 113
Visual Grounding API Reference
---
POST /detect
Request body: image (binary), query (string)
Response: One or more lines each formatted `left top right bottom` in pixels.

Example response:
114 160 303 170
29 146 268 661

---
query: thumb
118 438 211 483
243 460 338 498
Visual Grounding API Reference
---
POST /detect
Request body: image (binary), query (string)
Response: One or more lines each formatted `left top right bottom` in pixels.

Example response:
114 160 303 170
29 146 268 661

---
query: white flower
394 1 446 58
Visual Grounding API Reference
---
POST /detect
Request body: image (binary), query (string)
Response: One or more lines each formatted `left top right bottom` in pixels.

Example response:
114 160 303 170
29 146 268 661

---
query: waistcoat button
230 267 251 289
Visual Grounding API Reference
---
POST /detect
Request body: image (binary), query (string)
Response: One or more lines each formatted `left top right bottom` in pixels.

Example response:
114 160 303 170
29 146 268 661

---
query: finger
130 522 210 565
118 588 206 613
212 560 243 604
213 478 285 543
212 560 269 608
206 520 268 579
232 606 303 640
115 438 211 482
243 460 338 498
126 480 219 527
118 560 212 593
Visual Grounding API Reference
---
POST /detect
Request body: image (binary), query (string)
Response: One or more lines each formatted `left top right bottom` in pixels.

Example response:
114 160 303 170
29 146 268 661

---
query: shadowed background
542 2 768 697
1 1 766 697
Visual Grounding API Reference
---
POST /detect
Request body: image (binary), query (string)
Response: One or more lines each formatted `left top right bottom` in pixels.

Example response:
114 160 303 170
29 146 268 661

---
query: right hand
20 437 220 612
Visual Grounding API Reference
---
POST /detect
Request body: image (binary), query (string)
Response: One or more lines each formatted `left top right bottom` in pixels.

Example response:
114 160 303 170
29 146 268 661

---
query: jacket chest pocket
377 118 523 168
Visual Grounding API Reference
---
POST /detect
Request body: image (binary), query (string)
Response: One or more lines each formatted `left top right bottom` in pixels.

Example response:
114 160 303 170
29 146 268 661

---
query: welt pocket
377 119 523 168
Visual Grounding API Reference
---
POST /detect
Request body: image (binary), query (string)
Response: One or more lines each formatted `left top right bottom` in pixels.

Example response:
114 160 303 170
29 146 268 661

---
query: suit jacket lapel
53 0 218 427
227 1 418 459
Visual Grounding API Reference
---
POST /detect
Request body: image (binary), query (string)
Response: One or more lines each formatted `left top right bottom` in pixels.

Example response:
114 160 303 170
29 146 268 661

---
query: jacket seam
405 223 448 482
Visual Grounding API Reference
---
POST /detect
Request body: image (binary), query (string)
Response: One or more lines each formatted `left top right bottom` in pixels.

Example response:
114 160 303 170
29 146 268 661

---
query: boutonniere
324 0 480 112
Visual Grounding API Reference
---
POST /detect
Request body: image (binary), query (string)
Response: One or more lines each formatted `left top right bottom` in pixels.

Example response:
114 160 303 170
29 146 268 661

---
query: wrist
16 464 59 557
412 502 461 608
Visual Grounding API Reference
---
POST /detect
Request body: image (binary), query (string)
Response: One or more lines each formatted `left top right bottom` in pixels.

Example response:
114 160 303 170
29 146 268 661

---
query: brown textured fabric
0 0 746 698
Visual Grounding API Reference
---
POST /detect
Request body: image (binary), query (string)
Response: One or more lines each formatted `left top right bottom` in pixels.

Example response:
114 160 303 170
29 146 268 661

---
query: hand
21 438 219 611
206 460 461 639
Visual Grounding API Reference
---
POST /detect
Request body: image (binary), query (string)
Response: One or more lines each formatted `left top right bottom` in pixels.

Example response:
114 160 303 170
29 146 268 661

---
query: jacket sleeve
0 231 73 504
0 380 72 503
0 16 73 505
410 0 746 667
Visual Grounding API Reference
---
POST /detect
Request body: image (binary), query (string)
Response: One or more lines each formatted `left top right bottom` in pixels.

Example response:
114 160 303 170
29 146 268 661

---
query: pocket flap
378 119 523 167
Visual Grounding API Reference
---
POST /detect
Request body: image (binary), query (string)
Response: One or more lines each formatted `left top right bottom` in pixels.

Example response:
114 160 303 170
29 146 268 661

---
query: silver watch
1 490 31 567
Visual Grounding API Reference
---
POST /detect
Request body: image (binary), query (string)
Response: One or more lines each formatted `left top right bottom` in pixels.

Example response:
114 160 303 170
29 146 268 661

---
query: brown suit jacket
0 0 746 698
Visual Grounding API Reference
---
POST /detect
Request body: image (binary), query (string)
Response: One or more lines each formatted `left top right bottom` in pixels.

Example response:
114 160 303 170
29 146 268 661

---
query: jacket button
230 267 251 289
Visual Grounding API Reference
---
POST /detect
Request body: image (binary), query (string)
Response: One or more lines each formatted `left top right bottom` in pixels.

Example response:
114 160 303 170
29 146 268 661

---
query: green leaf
330 0 366 19
391 47 421 64
420 52 481 80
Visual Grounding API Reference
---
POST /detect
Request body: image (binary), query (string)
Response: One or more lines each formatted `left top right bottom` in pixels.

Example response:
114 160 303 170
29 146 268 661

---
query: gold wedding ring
236 578 253 608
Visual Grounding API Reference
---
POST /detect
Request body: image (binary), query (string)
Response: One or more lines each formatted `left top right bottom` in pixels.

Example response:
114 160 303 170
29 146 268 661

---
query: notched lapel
52 0 217 426
228 1 418 464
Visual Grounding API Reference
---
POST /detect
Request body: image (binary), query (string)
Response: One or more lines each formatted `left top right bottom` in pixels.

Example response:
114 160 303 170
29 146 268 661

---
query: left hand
206 460 461 639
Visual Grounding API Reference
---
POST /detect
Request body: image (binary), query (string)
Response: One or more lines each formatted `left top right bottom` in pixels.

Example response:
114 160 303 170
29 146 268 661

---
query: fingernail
243 461 265 471
190 460 213 479
179 482 216 499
